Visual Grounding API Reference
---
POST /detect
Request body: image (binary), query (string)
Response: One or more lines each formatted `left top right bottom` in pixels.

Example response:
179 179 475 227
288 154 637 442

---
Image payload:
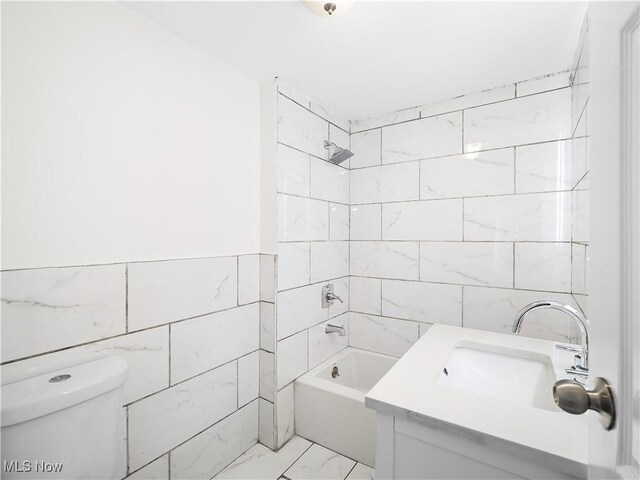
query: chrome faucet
322 284 343 308
512 301 589 374
325 324 346 336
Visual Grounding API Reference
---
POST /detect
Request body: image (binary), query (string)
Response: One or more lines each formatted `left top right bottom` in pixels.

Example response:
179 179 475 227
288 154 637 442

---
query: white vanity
365 325 588 480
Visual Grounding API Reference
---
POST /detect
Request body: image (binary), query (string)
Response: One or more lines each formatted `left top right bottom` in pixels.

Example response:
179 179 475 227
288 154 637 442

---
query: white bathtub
294 347 397 466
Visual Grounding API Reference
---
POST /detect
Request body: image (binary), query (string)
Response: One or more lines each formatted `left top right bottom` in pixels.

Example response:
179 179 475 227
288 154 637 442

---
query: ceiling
125 1 587 121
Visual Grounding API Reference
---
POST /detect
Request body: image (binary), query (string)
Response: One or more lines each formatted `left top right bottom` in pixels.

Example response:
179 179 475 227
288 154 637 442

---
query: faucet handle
326 292 343 303
322 284 344 307
573 354 584 368
555 343 582 353
565 367 589 377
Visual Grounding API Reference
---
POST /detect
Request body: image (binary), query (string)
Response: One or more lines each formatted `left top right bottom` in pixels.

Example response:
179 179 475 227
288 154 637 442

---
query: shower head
324 141 354 165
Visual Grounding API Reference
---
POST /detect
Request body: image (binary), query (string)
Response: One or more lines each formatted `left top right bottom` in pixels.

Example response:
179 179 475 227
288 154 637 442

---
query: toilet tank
1 356 128 480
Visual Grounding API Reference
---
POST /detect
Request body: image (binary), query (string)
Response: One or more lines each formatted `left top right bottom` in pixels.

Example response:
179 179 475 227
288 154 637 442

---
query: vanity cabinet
365 325 588 480
374 413 585 479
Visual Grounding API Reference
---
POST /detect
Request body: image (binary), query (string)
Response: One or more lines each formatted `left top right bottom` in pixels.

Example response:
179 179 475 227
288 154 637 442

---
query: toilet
1 356 128 479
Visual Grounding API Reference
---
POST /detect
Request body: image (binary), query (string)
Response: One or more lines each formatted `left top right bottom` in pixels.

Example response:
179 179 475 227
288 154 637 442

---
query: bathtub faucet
326 324 346 336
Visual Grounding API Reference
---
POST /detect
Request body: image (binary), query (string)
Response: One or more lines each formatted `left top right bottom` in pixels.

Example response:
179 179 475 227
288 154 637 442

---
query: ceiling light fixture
302 0 356 18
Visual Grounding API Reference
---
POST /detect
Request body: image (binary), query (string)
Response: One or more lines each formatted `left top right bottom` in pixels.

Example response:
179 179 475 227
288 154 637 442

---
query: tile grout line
343 458 359 480
295 435 372 470
278 187 349 206
347 136 579 171
570 243 575 300
125 349 261 407
0 302 265 367
350 83 572 134
1 252 265 274
346 275 575 295
125 406 130 476
277 91 349 135
277 310 347 345
281 440 315 479
342 239 574 244
137 399 262 479
279 141 349 172
349 189 575 207
272 88 281 427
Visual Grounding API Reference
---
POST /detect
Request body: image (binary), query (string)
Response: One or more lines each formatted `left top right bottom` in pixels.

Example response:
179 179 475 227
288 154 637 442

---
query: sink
365 325 588 479
437 344 559 411
365 325 589 479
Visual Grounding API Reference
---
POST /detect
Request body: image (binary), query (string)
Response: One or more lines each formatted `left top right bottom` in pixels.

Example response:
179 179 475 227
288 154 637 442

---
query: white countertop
365 325 588 474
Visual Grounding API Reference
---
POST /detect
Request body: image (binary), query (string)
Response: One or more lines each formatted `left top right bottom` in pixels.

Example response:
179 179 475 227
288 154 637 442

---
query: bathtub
294 347 397 466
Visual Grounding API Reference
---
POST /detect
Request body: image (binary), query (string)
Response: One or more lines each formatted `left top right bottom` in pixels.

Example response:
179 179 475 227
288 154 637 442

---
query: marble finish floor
215 435 374 480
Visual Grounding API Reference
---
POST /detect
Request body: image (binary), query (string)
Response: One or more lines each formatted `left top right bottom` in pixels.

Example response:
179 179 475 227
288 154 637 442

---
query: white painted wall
259 80 277 255
1 2 261 270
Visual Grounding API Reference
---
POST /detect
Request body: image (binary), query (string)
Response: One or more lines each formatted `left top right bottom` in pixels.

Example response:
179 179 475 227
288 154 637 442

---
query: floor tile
346 463 374 480
216 436 312 479
284 444 356 480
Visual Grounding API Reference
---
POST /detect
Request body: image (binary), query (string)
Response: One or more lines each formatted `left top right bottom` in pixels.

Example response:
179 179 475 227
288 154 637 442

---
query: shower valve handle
322 284 343 308
326 292 343 303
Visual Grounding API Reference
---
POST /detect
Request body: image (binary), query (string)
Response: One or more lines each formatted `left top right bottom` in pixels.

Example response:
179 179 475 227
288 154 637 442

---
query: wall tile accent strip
0 253 265 478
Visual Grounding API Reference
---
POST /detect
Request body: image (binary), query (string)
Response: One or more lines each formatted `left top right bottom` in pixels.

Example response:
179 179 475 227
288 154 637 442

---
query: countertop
365 325 588 476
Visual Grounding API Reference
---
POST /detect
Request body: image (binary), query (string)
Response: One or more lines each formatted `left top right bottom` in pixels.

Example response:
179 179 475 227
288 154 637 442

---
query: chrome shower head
324 141 354 165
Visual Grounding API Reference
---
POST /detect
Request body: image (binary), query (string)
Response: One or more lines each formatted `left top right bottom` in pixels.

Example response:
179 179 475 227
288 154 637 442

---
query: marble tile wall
570 15 590 319
1 253 270 479
349 69 583 355
272 81 351 449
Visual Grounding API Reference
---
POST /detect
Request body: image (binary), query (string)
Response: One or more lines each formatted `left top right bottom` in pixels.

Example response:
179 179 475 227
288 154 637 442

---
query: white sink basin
437 344 558 411
365 324 589 475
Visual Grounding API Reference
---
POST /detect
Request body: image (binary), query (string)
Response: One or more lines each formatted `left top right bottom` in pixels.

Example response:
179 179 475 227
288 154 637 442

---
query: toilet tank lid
1 356 128 427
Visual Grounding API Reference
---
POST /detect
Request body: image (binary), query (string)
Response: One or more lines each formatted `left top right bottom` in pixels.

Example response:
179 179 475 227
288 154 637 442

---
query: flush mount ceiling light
302 0 356 18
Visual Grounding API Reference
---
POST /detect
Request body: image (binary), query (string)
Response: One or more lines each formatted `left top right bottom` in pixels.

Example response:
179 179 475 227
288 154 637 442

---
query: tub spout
326 324 346 336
